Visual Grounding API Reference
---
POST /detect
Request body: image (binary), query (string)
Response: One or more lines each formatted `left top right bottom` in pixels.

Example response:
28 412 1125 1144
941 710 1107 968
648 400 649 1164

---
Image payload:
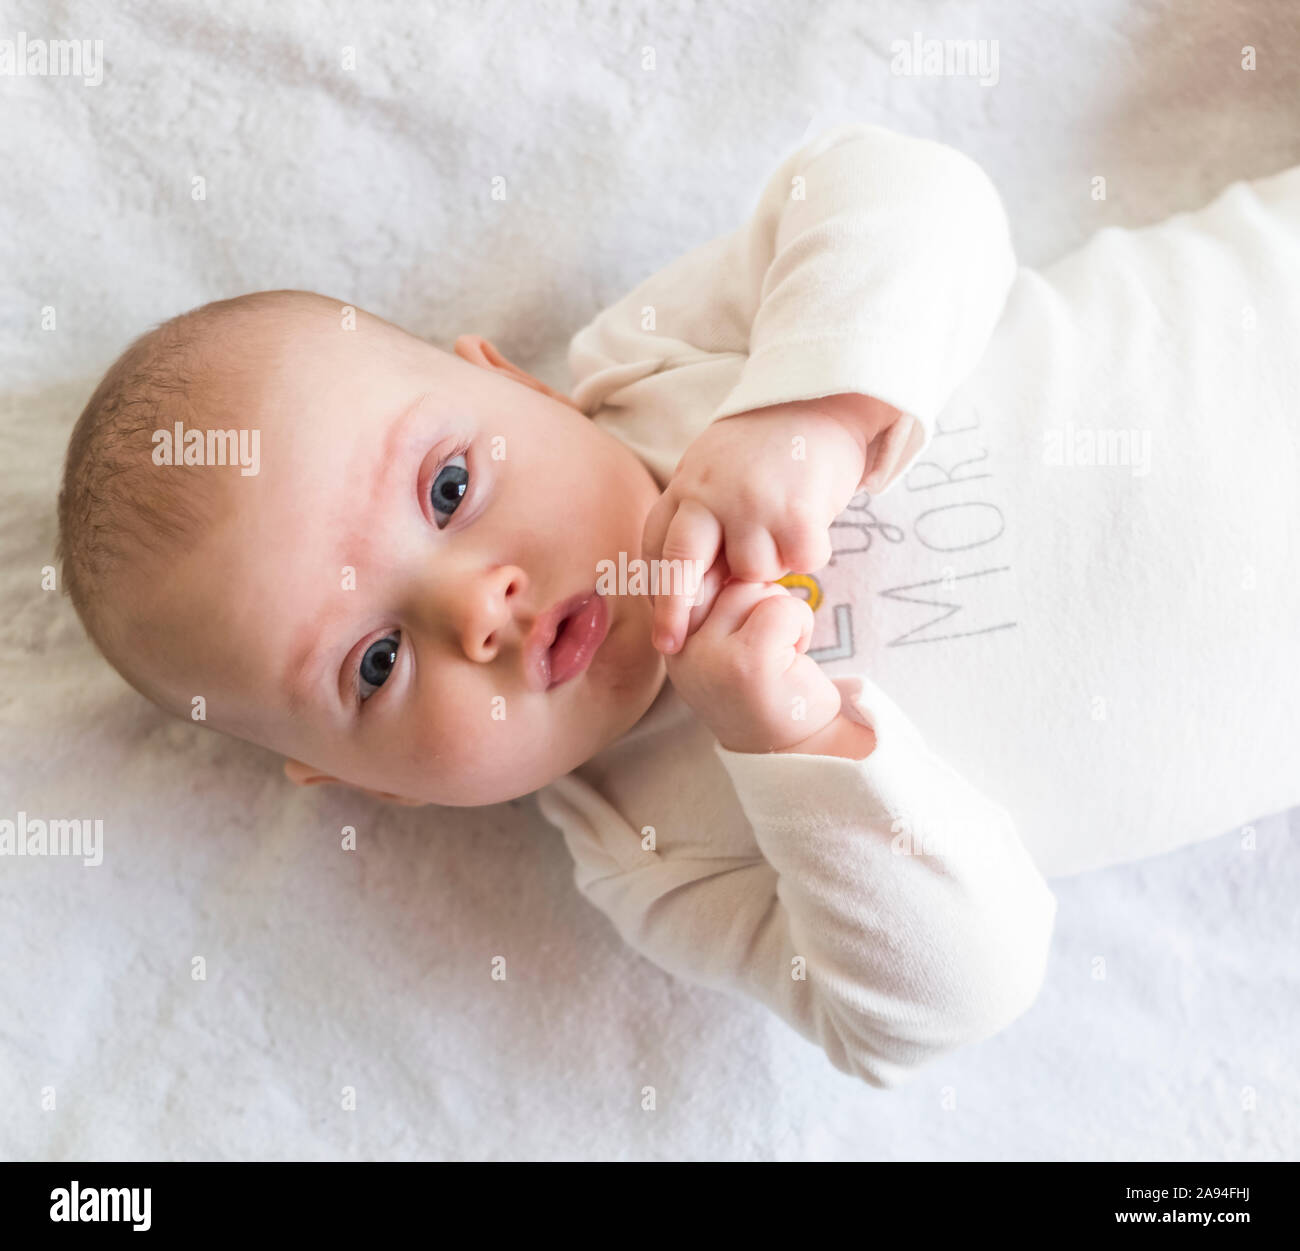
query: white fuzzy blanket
1 0 1296 1159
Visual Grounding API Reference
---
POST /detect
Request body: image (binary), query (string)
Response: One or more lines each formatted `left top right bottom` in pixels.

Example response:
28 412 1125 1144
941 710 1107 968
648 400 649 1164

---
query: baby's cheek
399 668 587 803
397 676 521 787
403 690 487 766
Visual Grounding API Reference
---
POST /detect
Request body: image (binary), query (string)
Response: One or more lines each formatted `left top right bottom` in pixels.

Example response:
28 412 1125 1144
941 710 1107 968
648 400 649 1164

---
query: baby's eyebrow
361 390 432 526
281 391 433 718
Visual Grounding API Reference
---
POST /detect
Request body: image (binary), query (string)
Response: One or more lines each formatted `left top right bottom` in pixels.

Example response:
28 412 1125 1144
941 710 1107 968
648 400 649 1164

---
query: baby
55 124 1300 1088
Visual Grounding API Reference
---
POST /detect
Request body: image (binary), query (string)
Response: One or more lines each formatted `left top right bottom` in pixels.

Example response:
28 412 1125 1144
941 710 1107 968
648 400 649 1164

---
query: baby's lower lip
547 594 610 689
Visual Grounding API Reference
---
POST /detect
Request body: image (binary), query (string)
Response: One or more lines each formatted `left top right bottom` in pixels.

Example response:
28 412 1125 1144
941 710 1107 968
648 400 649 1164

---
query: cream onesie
535 123 1300 1087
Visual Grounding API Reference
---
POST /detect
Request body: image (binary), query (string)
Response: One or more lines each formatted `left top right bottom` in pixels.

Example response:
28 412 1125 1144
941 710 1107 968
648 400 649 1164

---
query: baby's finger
654 499 721 653
639 488 678 568
737 591 815 662
724 524 784 583
696 578 790 641
770 512 832 575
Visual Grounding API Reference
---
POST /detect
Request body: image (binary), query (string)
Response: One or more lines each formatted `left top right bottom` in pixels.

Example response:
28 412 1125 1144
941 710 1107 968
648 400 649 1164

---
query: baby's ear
453 334 582 411
282 759 427 807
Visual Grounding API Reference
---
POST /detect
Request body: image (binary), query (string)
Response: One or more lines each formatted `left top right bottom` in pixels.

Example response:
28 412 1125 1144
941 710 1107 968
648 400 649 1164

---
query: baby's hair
55 288 339 712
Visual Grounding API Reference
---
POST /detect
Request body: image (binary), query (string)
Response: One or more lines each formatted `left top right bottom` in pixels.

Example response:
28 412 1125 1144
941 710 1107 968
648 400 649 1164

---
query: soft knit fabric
537 674 1058 1089
567 123 1017 490
536 123 1300 1085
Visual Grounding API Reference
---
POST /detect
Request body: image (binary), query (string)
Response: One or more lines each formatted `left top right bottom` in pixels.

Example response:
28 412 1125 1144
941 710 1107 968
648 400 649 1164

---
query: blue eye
431 453 469 527
359 633 400 700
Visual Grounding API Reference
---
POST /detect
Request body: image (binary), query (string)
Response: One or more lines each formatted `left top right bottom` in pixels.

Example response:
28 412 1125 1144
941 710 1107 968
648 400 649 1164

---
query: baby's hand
642 394 900 653
664 579 842 753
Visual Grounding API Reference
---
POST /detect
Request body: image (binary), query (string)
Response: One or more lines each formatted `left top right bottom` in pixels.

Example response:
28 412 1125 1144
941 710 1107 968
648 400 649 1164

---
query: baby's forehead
214 300 424 402
211 298 342 371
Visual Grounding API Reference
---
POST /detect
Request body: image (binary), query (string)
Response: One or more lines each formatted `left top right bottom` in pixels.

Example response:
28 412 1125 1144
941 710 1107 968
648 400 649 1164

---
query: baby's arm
702 122 1017 429
725 680 1056 1088
626 574 1056 1086
611 122 1019 649
549 666 1055 1089
571 122 1016 437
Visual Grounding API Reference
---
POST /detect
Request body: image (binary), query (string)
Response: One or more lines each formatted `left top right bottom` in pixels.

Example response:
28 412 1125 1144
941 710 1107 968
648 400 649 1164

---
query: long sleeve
539 676 1057 1089
567 122 1018 489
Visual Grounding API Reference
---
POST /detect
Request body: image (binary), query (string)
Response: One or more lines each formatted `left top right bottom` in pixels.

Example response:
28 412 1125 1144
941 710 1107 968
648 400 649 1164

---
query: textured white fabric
3 0 1298 1160
539 674 1059 1088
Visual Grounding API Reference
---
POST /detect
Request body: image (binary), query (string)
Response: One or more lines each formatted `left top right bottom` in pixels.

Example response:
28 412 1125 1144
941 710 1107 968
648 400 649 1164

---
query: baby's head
57 291 666 805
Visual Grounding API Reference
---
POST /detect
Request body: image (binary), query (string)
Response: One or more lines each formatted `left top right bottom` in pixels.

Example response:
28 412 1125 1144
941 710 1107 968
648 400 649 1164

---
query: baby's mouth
527 590 611 691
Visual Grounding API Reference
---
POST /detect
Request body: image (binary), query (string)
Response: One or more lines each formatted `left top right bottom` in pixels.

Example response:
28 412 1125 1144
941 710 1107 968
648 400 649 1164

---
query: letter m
879 567 1017 646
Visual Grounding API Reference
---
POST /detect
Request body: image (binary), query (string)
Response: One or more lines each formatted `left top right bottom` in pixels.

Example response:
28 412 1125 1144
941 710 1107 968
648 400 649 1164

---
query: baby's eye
431 453 469 528
359 633 400 700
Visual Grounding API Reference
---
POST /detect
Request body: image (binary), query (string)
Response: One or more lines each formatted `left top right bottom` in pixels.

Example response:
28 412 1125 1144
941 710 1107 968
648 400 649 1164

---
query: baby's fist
664 580 841 754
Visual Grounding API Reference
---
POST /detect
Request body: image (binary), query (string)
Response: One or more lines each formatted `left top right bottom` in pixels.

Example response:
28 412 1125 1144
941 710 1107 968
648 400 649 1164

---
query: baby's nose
455 564 528 663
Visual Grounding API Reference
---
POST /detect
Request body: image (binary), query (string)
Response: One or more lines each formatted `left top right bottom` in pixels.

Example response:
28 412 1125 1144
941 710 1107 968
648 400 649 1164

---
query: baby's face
150 305 665 805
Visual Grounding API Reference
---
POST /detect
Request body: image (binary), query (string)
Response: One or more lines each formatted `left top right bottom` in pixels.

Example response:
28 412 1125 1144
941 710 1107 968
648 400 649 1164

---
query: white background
1 0 1296 1159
